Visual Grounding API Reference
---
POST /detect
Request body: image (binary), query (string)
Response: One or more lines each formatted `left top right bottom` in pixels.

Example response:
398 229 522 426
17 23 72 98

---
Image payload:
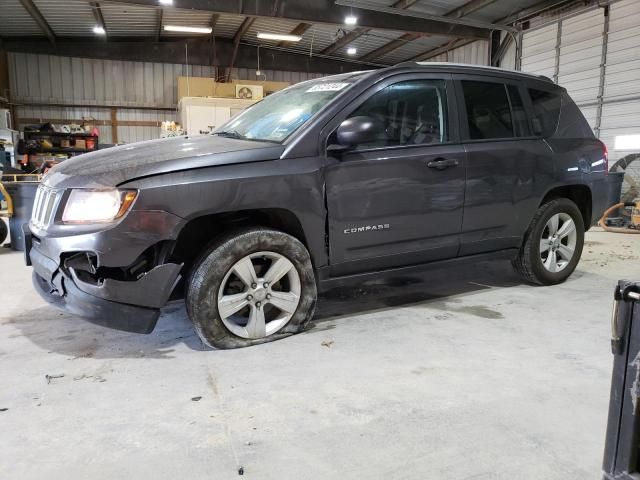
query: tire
0 219 7 245
512 198 585 286
186 228 317 349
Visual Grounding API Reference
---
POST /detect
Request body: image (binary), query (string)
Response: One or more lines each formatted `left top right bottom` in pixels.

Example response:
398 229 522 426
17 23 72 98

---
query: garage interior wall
519 0 640 171
7 38 489 145
7 52 327 144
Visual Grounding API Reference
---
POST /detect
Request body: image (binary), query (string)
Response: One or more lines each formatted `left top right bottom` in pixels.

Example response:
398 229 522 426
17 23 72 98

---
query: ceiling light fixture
159 0 173 4
93 26 106 35
345 15 358 25
347 47 357 55
257 32 302 42
164 25 213 34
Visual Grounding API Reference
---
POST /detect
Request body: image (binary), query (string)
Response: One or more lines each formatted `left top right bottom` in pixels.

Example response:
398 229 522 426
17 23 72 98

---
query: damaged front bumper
25 210 184 334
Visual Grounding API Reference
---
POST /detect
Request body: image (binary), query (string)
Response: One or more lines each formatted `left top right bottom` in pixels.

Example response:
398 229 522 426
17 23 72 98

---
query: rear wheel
186 228 317 349
513 198 585 285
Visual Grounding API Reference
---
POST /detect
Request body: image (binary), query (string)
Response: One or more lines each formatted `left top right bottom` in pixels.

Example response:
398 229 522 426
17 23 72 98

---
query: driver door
324 75 466 277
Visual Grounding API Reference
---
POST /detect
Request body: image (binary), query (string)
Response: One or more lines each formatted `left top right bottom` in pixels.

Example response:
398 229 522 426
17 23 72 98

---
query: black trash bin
5 182 38 251
603 281 640 479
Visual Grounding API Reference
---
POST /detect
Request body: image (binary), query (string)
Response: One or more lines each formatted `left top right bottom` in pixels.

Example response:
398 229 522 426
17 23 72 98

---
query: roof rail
390 61 555 83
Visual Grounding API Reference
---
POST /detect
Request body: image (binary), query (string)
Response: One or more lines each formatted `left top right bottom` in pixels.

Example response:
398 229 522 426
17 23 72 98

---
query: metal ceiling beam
228 17 257 79
18 0 56 45
278 22 312 47
402 0 572 64
210 13 220 30
358 0 498 63
498 0 577 25
90 2 108 38
491 33 513 66
2 37 380 74
446 0 499 18
321 0 419 56
102 0 489 39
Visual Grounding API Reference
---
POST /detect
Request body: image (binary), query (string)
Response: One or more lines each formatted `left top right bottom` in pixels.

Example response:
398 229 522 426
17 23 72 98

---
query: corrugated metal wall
8 52 327 144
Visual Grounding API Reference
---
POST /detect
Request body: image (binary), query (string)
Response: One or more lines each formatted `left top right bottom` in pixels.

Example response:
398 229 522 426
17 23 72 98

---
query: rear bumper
590 174 623 226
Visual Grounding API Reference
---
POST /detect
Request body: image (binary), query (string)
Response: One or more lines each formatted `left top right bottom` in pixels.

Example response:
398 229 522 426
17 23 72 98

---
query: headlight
61 189 138 224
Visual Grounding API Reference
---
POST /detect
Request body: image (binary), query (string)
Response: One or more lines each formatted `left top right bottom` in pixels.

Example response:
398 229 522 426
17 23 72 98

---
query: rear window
528 88 561 137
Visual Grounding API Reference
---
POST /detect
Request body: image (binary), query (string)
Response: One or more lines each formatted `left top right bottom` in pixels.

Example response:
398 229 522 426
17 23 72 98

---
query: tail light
599 139 609 174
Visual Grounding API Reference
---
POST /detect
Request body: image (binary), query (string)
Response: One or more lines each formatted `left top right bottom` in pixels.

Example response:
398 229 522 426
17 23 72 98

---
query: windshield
213 74 366 143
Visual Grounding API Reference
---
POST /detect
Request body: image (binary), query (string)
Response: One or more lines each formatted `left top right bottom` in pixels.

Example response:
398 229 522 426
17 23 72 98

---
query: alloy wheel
539 213 577 273
217 251 301 339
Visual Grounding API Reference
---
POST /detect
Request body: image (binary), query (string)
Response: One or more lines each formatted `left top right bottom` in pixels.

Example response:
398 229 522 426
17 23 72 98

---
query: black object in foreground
603 281 640 479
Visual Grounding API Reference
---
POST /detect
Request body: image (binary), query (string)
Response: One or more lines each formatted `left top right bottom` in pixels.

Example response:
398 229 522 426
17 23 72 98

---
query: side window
461 80 515 139
348 79 448 149
528 88 561 137
507 85 530 137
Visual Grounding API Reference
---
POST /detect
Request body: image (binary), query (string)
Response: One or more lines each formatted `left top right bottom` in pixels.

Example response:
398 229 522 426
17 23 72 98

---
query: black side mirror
336 116 384 147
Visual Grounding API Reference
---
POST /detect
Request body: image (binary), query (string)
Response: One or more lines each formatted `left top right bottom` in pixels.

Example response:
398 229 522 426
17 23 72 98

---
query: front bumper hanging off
26 224 182 334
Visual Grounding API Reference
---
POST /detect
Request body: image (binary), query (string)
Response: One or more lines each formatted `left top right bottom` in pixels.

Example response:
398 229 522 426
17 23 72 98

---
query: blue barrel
5 182 38 251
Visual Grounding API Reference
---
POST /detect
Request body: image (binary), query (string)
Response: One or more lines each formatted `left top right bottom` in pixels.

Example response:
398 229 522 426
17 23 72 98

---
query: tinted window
348 79 447 149
462 81 514 139
528 88 561 137
507 85 530 137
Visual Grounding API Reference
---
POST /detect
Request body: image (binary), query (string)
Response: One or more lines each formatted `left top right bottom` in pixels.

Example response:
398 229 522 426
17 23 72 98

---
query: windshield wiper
213 130 245 139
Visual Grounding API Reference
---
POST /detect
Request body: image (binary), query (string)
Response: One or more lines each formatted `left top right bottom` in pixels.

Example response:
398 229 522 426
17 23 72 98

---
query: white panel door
600 0 640 161
521 23 558 79
557 9 604 106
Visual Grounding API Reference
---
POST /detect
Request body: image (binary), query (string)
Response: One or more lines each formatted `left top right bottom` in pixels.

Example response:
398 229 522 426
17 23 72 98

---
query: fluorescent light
347 47 357 55
257 32 302 42
159 0 173 4
93 25 106 35
614 134 640 151
164 25 213 34
345 15 358 25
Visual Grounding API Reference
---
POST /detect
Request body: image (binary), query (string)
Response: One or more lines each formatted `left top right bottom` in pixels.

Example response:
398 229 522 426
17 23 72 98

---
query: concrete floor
0 229 638 479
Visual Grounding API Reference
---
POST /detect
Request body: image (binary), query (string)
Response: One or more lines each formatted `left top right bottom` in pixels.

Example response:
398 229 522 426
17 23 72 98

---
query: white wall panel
601 0 640 160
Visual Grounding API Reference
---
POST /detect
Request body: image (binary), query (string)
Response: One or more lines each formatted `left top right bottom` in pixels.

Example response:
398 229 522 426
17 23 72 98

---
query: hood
44 135 285 189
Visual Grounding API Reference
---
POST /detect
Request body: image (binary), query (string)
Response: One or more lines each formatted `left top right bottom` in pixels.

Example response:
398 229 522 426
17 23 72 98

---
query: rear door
324 74 466 276
455 76 555 255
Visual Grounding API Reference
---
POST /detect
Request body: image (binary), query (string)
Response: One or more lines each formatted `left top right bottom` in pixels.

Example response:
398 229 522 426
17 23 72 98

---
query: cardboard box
177 76 290 101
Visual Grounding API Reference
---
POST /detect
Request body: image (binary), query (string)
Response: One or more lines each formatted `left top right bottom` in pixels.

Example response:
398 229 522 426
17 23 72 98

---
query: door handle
427 158 459 170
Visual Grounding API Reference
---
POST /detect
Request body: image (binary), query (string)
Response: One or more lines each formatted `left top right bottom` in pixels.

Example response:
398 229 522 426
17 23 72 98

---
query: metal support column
553 19 562 84
595 5 610 139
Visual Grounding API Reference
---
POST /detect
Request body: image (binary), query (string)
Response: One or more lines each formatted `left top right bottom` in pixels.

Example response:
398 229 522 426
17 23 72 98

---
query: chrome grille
31 185 60 229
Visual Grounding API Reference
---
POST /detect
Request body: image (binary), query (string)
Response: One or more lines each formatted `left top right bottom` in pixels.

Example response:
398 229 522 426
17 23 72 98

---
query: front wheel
186 228 317 349
513 198 585 285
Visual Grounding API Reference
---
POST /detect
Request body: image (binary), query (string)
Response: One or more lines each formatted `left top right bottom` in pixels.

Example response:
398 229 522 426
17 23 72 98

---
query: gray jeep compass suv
25 62 609 349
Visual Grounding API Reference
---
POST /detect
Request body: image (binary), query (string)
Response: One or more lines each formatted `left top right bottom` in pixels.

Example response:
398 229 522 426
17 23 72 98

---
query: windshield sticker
306 83 350 93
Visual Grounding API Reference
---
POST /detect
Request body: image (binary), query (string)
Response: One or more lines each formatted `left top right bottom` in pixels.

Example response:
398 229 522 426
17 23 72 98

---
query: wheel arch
169 208 311 274
540 184 592 229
